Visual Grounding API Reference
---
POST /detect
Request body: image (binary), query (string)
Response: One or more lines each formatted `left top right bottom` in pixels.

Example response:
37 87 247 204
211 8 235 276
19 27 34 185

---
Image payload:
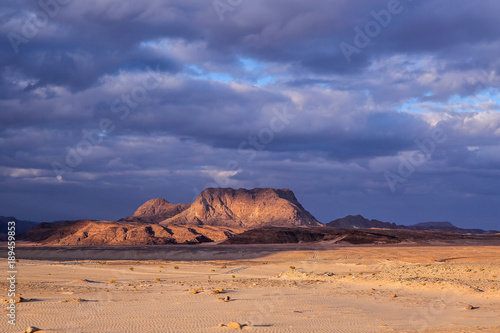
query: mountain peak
161 187 321 228
125 198 190 223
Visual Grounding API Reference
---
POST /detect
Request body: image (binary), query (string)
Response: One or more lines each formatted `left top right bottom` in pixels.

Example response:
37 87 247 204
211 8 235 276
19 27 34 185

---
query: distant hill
326 215 399 229
0 216 39 240
326 215 497 235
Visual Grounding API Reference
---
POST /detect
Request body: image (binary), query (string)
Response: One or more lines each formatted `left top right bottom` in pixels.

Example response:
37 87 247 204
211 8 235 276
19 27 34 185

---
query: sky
1 0 499 230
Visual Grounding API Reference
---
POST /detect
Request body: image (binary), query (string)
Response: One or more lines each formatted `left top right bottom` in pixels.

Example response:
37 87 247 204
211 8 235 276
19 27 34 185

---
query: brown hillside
19 220 244 245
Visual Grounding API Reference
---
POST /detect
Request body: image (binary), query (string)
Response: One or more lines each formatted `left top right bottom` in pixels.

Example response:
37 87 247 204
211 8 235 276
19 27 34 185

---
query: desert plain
1 243 500 333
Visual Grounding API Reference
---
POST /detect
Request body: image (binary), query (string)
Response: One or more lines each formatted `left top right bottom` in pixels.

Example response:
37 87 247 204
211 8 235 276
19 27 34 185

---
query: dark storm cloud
3 0 499 91
1 0 500 229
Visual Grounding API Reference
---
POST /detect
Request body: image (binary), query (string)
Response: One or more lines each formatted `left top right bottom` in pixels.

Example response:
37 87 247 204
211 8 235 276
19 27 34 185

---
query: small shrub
129 267 134 271
159 266 163 268
232 275 236 279
154 278 161 282
174 266 179 269
290 266 296 270
109 279 116 283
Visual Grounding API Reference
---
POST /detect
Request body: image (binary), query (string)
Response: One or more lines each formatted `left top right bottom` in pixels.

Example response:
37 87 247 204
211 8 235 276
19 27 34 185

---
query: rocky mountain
19 220 243 245
19 187 495 246
0 216 39 240
327 215 497 235
18 187 321 245
160 188 322 228
124 198 190 223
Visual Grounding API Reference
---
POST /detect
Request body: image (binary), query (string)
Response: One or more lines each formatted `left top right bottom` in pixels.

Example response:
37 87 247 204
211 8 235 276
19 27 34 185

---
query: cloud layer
1 0 499 229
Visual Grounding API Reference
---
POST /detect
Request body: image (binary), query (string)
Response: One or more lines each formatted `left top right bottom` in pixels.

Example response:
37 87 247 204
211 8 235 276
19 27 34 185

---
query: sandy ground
1 245 500 333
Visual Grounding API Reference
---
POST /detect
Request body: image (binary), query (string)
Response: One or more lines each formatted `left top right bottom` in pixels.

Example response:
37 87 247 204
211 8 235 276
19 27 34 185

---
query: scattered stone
71 279 92 283
14 297 28 303
391 294 398 298
189 289 198 294
465 304 474 310
212 290 220 295
226 321 242 329
61 298 86 303
218 296 231 302
26 327 40 333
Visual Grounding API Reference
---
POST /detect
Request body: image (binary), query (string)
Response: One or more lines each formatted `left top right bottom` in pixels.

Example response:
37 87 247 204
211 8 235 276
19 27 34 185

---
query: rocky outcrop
124 198 190 223
160 188 322 228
